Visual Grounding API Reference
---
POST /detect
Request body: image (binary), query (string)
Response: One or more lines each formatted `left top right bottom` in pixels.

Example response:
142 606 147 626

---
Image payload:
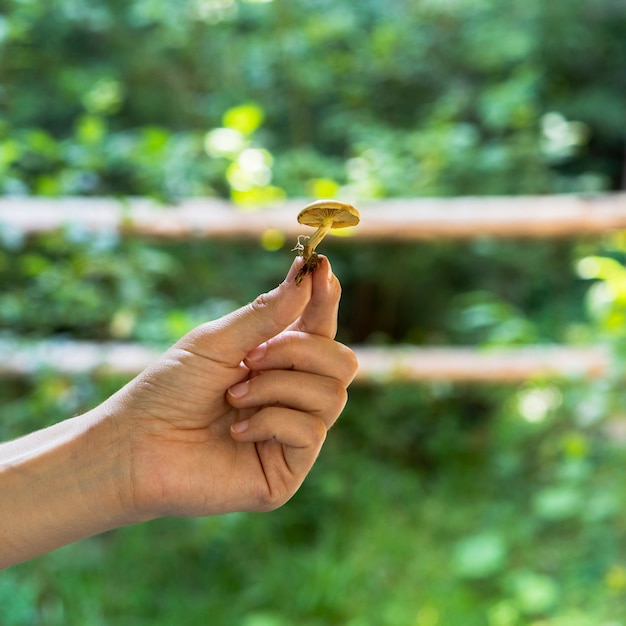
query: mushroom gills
293 199 360 286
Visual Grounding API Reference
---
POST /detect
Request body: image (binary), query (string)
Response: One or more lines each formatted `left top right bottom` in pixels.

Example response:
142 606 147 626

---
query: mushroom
293 199 360 285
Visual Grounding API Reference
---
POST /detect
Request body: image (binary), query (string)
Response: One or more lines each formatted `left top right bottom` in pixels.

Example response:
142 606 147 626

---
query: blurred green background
2 0 626 624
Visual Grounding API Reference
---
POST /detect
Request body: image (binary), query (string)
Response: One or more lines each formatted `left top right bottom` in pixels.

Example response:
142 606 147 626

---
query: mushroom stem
303 217 333 260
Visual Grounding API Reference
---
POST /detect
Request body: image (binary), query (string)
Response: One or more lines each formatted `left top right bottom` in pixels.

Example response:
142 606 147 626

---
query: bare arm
0 408 137 566
0 257 358 568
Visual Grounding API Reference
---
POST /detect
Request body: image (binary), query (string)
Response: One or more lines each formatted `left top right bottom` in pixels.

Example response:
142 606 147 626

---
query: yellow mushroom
293 199 360 285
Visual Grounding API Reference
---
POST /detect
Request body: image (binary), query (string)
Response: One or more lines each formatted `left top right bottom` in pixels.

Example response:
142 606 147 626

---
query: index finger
180 256 312 365
288 256 341 339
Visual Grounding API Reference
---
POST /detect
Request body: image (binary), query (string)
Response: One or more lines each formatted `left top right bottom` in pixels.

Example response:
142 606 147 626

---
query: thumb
182 257 311 365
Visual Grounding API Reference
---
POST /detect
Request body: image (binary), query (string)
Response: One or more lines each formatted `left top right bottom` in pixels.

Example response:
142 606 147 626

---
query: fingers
288 256 341 339
244 331 358 387
227 369 348 430
225 257 354 497
230 407 327 485
178 256 313 366
227 369 340 486
230 407 327 451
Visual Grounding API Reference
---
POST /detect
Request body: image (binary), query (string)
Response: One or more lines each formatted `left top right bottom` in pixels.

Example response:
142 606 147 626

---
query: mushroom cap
297 199 360 229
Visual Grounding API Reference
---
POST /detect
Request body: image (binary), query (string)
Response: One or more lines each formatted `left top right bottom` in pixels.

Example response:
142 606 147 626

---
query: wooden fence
0 339 612 384
3 194 626 240
2 194 624 384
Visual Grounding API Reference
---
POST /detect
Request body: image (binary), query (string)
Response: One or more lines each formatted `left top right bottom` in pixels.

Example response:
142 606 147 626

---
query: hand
106 255 358 520
0 255 357 568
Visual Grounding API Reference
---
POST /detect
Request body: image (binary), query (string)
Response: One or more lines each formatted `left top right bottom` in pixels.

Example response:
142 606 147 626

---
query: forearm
0 407 136 569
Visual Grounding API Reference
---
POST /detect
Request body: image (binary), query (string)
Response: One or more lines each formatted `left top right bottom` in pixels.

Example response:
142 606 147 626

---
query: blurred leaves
452 533 508 580
2 0 626 623
1 0 625 199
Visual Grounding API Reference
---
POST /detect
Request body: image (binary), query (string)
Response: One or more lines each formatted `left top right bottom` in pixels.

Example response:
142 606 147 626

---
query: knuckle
249 293 284 335
338 387 349 413
258 489 286 512
251 292 270 312
329 376 348 401
340 345 359 382
250 293 273 322
255 487 287 512
307 416 328 446
323 379 348 417
283 330 304 352
268 331 307 366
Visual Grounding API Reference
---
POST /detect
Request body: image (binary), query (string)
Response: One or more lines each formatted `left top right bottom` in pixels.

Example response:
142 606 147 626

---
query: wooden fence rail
2 193 626 240
0 340 612 384
2 194 624 383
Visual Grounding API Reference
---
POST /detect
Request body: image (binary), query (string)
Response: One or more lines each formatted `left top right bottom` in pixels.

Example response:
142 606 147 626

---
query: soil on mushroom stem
295 253 321 286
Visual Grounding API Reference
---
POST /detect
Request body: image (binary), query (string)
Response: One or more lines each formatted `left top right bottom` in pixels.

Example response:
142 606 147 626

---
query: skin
0 256 358 569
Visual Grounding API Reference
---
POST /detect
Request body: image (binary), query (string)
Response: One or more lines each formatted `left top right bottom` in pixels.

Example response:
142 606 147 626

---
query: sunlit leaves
452 533 508 579
204 128 246 157
1 3 626 622
259 228 285 251
577 255 626 337
204 103 286 206
307 177 340 199
190 0 238 24
226 148 273 190
75 115 106 146
541 112 590 162
222 102 264 136
508 571 560 616
516 386 562 424
1 0 623 198
81 78 124 115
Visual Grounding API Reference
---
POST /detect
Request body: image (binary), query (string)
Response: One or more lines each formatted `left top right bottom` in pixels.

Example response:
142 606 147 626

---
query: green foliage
577 232 626 348
0 236 591 348
2 0 626 623
1 0 624 200
5 380 626 624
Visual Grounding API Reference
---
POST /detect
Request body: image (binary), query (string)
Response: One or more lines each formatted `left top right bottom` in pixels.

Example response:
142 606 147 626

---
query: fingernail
286 256 304 283
231 420 249 433
246 343 267 362
228 380 249 398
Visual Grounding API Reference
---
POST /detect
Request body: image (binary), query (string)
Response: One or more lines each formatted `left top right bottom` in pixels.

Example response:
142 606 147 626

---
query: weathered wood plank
0 340 611 383
353 345 611 383
2 194 626 240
